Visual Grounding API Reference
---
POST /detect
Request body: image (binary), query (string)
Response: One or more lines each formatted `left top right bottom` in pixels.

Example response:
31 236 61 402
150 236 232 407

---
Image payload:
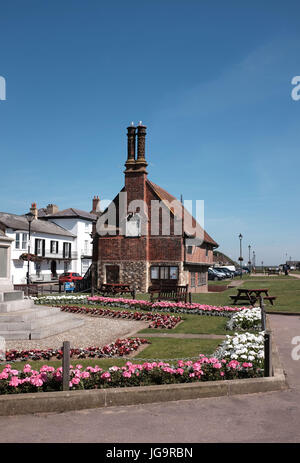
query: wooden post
62 341 70 391
91 263 95 297
188 292 192 304
264 331 272 377
260 295 266 331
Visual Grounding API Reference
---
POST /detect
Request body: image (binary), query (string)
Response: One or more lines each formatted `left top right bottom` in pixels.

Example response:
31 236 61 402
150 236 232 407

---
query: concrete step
30 317 85 340
0 316 85 340
3 291 24 302
0 306 61 322
0 311 76 331
0 299 35 313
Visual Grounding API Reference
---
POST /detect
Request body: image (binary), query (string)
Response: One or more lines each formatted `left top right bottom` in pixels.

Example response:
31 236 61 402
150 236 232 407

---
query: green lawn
190 276 300 313
1 337 220 372
138 314 230 335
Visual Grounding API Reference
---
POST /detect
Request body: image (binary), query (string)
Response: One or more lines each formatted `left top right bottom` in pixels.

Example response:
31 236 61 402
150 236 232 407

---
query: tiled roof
147 180 218 247
39 208 98 221
0 212 75 237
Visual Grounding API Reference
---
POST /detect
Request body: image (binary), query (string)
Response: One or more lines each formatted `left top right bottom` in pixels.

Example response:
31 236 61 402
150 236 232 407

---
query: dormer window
125 213 141 237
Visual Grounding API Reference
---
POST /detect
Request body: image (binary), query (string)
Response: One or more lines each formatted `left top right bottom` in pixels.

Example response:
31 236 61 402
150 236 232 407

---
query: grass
119 337 221 361
1 337 220 372
138 314 230 335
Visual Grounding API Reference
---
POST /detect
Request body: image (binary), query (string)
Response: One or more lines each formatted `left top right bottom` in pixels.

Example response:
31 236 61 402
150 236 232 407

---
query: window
170 267 178 280
197 271 207 286
187 246 193 254
151 266 159 279
15 233 28 250
50 241 58 254
126 213 141 237
150 266 179 281
22 233 28 250
35 239 45 256
63 242 72 258
84 240 89 254
206 246 209 257
15 233 20 249
35 262 41 278
190 272 196 287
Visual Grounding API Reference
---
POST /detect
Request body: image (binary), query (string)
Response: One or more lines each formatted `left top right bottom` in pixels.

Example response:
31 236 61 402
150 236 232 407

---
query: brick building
93 124 218 293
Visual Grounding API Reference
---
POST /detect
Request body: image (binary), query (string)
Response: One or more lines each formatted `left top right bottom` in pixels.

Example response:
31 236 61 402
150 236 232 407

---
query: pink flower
9 376 20 387
101 372 111 380
242 362 253 368
122 371 132 378
213 362 222 369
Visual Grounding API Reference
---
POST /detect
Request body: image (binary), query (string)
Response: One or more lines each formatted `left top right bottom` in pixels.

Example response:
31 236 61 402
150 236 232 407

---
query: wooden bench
149 284 189 303
98 283 135 298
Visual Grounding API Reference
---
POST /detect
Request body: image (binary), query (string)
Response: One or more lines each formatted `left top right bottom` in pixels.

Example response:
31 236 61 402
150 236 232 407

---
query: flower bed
214 332 264 369
59 305 181 329
0 357 262 395
4 338 150 363
226 307 262 331
33 295 250 317
88 297 250 316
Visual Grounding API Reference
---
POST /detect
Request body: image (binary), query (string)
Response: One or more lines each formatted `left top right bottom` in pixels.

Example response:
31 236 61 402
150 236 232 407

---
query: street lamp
248 245 251 272
25 212 34 286
238 233 243 278
252 251 256 269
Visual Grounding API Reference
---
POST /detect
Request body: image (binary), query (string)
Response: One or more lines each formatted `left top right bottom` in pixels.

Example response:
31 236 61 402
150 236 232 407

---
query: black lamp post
248 245 251 272
25 212 34 286
238 233 243 278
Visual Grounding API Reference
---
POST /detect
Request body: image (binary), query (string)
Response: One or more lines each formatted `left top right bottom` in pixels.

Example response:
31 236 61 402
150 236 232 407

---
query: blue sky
0 1 300 265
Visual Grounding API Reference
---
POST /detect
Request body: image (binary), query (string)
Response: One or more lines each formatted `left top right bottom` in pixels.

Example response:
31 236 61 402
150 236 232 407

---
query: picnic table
229 288 276 305
98 283 135 298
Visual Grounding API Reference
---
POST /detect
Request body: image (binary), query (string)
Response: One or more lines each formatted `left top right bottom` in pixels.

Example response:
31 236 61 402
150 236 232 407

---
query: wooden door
106 265 119 283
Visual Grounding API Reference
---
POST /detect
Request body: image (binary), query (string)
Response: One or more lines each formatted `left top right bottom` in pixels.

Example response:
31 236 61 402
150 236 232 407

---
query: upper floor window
15 232 28 250
125 213 141 237
50 241 59 254
35 239 45 256
206 246 209 257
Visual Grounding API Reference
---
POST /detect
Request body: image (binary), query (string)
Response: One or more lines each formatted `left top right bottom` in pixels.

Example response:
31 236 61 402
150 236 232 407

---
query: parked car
59 272 83 284
217 267 234 278
208 268 226 281
234 269 243 276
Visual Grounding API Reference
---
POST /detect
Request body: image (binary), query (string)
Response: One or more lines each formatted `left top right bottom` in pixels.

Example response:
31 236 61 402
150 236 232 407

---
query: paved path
1 314 300 443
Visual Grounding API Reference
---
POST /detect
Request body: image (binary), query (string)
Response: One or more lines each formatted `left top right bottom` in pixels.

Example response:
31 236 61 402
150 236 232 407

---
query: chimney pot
92 195 100 213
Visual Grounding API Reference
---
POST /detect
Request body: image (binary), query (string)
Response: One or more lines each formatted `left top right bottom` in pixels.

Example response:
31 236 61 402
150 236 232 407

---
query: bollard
188 292 192 304
62 341 70 391
132 289 136 300
264 331 272 377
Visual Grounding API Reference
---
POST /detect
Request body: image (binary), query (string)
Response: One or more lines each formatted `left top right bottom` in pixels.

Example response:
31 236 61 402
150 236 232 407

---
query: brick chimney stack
124 122 148 205
46 204 59 215
125 123 136 172
135 122 148 173
30 202 38 219
92 195 100 213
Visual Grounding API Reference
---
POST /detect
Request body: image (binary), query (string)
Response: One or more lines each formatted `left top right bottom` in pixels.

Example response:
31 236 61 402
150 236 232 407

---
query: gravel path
5 315 148 350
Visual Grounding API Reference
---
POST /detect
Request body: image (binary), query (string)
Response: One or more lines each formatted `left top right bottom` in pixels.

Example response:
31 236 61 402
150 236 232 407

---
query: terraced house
93 124 218 293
